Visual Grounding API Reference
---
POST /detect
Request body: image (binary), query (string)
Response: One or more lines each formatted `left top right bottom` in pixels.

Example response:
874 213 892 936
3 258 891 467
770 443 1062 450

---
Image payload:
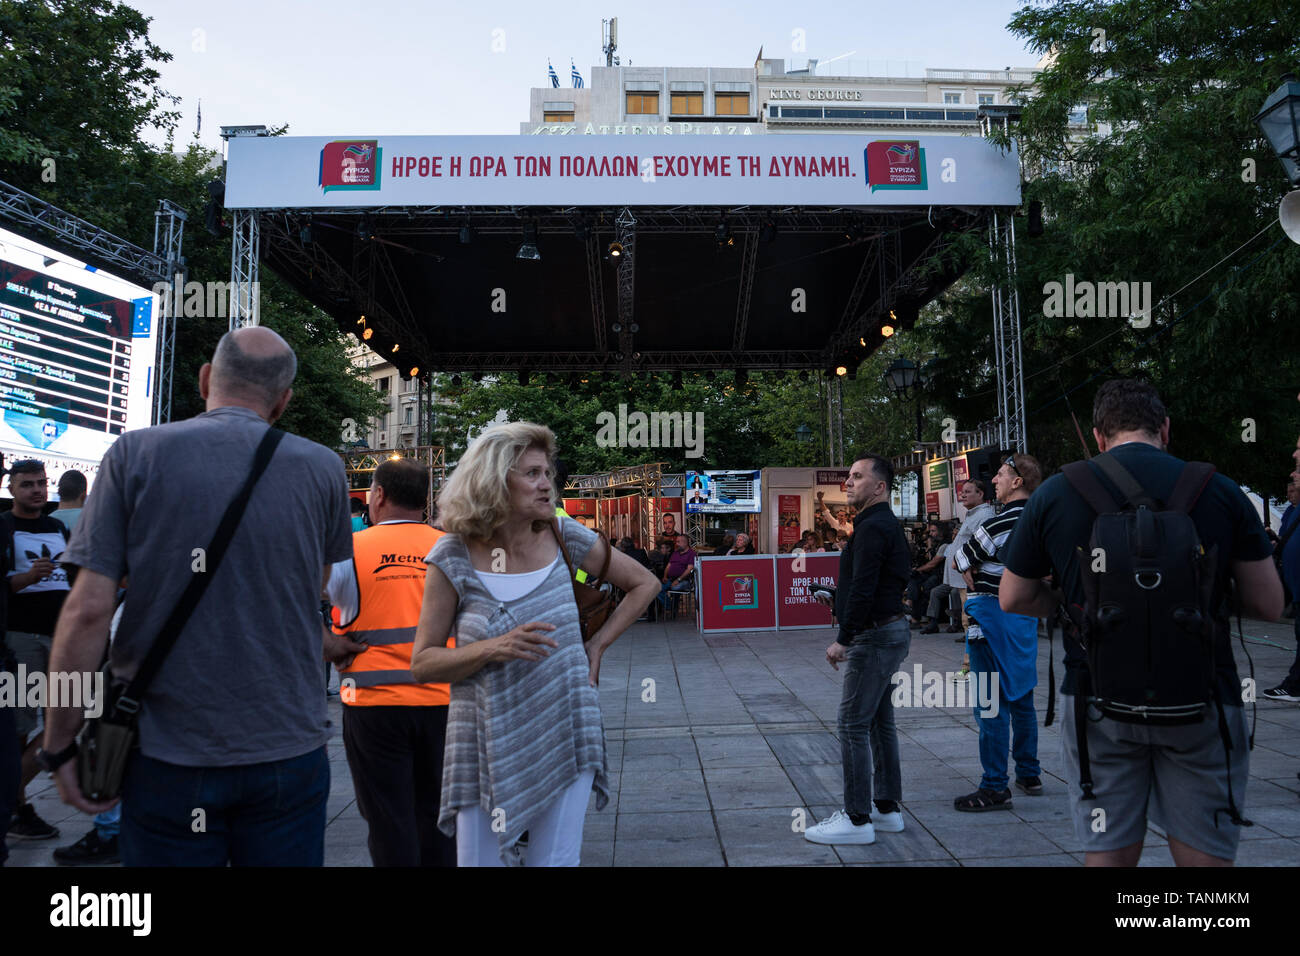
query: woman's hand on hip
489 621 558 663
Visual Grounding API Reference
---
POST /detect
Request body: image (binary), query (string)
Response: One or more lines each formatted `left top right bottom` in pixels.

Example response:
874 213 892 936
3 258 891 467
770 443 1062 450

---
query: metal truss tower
989 211 1027 453
230 209 260 329
152 199 187 424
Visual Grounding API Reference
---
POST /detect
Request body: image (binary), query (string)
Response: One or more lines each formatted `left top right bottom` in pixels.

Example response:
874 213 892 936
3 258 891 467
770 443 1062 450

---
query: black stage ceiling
257 204 986 378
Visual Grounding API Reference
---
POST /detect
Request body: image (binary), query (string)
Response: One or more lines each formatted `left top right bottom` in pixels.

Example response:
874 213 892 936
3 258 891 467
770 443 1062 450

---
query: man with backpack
4 459 73 842
1000 379 1283 866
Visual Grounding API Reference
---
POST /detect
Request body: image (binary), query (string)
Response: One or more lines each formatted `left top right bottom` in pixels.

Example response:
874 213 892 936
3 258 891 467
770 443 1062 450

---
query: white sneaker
872 809 905 832
804 809 875 845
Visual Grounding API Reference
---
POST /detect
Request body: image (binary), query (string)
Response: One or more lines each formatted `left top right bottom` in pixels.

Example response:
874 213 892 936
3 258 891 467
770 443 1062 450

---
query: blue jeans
121 746 329 866
968 639 1040 791
838 618 911 818
1284 602 1300 694
94 805 121 839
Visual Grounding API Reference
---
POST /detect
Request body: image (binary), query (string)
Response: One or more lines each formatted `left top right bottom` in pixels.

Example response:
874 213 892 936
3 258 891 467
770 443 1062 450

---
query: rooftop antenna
602 17 620 67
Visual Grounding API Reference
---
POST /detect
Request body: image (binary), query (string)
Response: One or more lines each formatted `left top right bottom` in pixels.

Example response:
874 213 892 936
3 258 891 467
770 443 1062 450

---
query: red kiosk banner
697 556 777 632
777 494 802 551
774 554 840 629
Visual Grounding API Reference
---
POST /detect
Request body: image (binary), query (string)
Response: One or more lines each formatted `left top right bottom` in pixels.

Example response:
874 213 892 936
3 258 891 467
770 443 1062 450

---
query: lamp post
1255 74 1300 244
884 358 924 443
794 423 814 466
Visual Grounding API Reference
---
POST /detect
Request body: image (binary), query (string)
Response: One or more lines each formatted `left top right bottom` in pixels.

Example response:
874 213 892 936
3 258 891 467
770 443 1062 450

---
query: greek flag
548 60 559 88
571 60 584 89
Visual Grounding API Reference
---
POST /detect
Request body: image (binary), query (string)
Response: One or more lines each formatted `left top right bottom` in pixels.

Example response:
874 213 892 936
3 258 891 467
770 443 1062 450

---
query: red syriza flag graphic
319 140 382 193
864 140 927 192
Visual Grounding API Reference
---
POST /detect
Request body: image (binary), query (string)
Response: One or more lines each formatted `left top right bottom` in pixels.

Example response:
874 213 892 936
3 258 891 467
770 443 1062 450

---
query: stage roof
225 134 1021 375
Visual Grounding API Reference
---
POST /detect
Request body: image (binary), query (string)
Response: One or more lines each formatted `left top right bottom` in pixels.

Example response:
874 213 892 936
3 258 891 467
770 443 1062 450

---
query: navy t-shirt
1001 441 1272 699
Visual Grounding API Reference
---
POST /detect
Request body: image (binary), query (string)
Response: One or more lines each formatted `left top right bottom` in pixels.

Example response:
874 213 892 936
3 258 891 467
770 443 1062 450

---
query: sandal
1015 777 1044 796
954 788 1013 812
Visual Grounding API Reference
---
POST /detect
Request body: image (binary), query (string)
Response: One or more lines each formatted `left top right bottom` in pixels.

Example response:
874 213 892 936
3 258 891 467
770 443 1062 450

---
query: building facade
522 53 1057 138
346 337 421 450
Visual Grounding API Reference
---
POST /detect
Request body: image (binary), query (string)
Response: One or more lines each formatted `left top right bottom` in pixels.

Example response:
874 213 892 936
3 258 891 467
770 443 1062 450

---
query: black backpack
1061 453 1250 825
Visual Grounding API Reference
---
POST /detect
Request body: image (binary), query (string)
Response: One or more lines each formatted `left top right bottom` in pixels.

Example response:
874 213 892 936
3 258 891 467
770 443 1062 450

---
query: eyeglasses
510 466 555 483
1004 455 1020 476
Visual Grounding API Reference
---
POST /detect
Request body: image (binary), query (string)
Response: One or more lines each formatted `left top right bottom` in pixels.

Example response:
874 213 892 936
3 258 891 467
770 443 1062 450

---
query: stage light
835 364 848 377
391 343 400 353
362 327 373 340
357 315 365 326
760 220 777 242
408 366 419 377
716 221 733 247
357 216 374 240
607 241 623 258
880 323 895 338
516 223 541 261
459 223 475 244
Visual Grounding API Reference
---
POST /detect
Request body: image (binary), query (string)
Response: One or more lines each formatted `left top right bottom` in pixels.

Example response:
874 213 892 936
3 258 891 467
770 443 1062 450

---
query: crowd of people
1 330 1295 869
804 378 1293 869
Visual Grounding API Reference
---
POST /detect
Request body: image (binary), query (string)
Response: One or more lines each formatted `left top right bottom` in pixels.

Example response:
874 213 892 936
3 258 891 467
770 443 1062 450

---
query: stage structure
564 462 669 551
222 127 1028 454
0 180 187 425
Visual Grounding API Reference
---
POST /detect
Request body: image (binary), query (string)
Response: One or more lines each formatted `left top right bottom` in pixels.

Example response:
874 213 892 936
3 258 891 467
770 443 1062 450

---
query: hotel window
943 92 963 104
626 92 659 114
715 92 749 115
670 92 703 114
977 92 996 106
376 376 389 393
543 100 574 123
404 406 413 425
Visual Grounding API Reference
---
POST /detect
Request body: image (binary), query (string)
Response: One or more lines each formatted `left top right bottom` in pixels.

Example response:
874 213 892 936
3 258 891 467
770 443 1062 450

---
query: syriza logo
319 140 382 193
864 140 926 192
720 573 758 612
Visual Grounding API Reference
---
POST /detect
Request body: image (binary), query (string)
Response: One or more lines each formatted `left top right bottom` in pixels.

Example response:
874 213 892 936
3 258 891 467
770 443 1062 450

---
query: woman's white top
473 551 562 602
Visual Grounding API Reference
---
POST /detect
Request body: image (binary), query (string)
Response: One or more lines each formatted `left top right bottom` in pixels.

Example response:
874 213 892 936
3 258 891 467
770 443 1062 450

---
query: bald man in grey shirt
44 327 362 867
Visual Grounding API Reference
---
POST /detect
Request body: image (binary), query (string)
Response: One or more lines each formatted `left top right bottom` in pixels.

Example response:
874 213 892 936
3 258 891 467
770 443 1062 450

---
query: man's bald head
206 327 296 415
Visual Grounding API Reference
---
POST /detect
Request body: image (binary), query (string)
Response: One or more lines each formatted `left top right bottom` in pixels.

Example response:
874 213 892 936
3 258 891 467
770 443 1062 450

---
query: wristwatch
36 740 79 773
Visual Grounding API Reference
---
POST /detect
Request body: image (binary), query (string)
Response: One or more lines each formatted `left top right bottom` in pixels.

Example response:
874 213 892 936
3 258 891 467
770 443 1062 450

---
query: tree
0 0 386 448
928 0 1300 490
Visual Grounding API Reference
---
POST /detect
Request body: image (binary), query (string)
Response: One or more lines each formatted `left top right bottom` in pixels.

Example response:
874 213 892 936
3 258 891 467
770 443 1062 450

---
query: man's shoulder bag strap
115 427 286 718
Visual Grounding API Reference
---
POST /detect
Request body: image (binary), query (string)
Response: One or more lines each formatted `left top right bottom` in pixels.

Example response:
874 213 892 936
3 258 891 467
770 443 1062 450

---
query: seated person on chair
658 534 697 611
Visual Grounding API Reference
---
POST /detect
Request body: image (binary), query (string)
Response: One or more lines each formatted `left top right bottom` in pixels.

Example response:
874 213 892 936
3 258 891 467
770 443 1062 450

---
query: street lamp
1256 75 1300 245
884 358 924 443
794 424 813 444
1256 75 1300 186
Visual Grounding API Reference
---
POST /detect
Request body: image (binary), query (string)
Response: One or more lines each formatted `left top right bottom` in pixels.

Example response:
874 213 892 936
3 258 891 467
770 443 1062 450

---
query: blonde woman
411 422 658 866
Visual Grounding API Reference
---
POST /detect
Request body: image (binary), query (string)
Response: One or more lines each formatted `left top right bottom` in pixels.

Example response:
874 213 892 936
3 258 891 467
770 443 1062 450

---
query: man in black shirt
805 454 911 846
1000 380 1282 866
4 460 73 841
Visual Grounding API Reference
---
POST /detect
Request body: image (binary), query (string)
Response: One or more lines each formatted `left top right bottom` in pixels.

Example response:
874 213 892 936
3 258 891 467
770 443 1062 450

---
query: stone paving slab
7 616 1298 867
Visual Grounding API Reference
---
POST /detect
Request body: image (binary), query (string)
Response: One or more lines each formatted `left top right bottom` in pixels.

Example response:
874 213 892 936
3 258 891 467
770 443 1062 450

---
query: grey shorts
7 631 53 744
1060 694 1250 861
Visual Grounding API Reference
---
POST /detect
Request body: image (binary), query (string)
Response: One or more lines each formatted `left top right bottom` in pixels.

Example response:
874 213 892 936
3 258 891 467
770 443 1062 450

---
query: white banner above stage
224 134 1021 209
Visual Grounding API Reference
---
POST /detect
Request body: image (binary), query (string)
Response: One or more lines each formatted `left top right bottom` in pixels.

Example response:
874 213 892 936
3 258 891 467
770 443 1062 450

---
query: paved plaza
10 617 1300 867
